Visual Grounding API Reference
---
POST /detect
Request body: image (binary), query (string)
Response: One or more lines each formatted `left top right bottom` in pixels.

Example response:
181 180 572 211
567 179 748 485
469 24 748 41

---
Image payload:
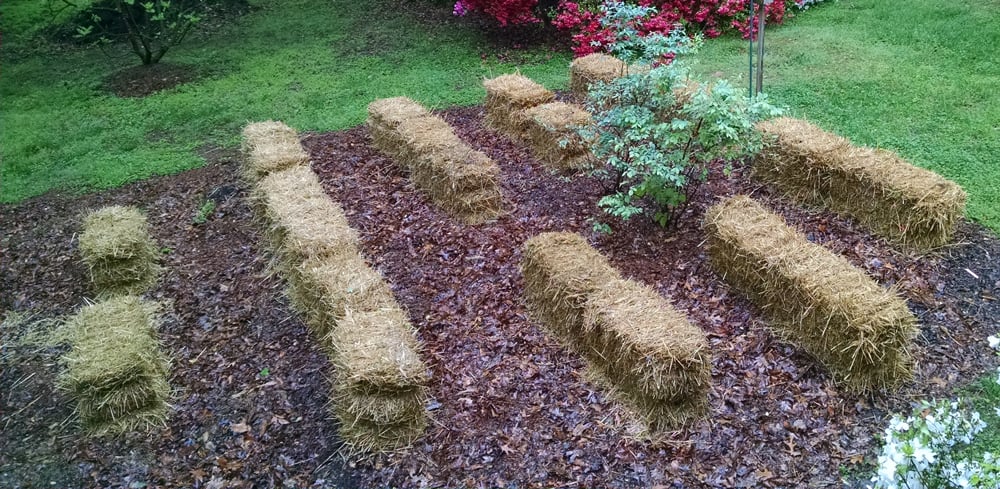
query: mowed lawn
0 0 570 203
694 0 999 233
1 0 997 235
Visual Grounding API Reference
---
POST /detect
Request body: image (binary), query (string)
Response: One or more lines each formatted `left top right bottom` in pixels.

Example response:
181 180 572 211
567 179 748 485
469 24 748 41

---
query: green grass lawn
2 0 997 234
0 0 570 203
692 0 999 233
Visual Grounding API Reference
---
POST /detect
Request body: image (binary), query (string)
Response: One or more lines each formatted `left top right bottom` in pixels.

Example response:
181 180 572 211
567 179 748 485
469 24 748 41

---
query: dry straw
367 97 504 224
569 53 629 97
522 232 710 430
524 101 595 171
582 278 711 429
483 73 555 140
249 158 430 453
755 117 966 250
79 206 161 297
327 306 430 452
58 296 170 434
288 254 395 339
367 97 436 163
254 165 360 268
703 195 918 393
241 120 310 181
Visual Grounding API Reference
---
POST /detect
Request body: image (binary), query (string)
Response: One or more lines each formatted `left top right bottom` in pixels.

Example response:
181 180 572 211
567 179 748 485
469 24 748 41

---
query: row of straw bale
755 117 966 250
703 195 918 393
367 97 503 224
72 205 169 434
522 232 711 431
242 125 430 452
59 296 171 434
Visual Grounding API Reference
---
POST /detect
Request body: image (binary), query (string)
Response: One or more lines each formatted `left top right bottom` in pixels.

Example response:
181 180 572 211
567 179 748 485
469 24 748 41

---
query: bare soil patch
104 63 201 98
1 107 998 488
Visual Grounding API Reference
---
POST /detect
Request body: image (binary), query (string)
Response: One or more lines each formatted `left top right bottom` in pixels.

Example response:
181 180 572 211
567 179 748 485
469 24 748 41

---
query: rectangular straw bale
582 278 710 421
241 121 310 181
370 103 453 165
521 232 618 345
368 99 505 224
483 74 555 140
254 166 360 266
326 305 430 396
332 386 426 425
58 296 170 433
334 404 428 452
524 101 595 171
287 254 396 338
703 195 918 393
755 117 967 249
79 206 161 297
570 53 629 97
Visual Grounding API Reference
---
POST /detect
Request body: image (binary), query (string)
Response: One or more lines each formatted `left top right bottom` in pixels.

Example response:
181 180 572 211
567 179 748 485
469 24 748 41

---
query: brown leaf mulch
2 107 998 489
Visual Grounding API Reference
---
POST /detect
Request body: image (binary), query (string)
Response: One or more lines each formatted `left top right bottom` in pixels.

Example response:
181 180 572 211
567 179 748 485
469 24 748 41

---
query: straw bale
755 117 966 249
367 99 505 224
79 206 161 297
327 306 430 396
521 232 618 344
569 53 629 97
332 387 426 425
373 108 456 166
287 254 396 338
703 195 917 393
483 74 555 139
334 406 428 452
255 166 360 265
582 279 711 402
241 121 310 181
524 102 595 171
58 296 170 433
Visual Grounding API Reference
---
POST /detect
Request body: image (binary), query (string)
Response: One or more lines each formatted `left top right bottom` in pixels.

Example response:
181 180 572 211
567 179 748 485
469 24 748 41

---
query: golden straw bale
371 103 453 165
524 102 595 171
582 278 711 402
483 74 555 139
327 306 430 396
755 117 966 249
334 405 428 453
241 121 310 181
703 195 918 393
255 166 360 265
569 53 629 97
522 232 618 344
392 116 465 168
332 386 426 425
58 296 170 434
79 206 161 297
287 254 396 338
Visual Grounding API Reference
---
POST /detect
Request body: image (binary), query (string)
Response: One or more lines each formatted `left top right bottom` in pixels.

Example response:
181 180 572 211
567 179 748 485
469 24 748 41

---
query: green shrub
580 1 781 231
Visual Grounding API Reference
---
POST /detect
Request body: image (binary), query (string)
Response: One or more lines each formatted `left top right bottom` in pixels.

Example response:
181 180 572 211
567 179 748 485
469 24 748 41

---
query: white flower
988 335 1000 350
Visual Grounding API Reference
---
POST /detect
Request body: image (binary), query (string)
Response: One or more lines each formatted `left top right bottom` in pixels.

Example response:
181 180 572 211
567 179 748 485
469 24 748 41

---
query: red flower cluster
453 0 542 26
554 0 791 57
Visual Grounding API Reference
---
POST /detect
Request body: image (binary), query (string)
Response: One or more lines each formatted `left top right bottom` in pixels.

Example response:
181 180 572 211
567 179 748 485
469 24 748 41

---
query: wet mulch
104 63 202 98
2 106 999 489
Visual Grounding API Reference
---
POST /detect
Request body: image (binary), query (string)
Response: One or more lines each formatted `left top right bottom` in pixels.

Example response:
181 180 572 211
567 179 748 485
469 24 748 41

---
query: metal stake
756 0 772 95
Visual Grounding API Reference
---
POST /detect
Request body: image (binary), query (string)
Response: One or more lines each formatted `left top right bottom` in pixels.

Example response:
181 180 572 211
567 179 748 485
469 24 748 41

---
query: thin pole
756 0 769 94
748 0 754 97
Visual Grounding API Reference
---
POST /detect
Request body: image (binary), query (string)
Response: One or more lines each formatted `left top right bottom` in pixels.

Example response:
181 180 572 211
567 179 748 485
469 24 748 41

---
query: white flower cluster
868 337 1000 488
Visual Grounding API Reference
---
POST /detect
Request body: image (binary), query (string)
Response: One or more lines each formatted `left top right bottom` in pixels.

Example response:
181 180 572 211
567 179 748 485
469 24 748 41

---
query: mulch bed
2 106 998 488
103 63 202 98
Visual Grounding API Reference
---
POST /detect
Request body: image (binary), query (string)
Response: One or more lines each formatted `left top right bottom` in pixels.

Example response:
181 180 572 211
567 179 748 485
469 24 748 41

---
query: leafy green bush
53 0 244 64
581 1 781 231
